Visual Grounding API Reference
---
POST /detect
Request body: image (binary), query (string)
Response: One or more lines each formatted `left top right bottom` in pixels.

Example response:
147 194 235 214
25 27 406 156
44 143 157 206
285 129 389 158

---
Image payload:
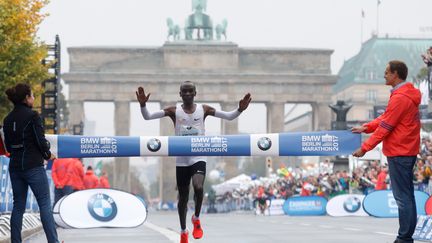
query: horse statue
185 0 213 40
215 19 228 40
166 18 180 41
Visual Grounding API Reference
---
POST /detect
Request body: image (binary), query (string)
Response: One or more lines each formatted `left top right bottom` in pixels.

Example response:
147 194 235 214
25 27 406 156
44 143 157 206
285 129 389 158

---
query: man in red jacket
98 171 110 189
65 158 85 192
52 158 74 205
83 166 99 189
352 60 421 243
375 166 388 190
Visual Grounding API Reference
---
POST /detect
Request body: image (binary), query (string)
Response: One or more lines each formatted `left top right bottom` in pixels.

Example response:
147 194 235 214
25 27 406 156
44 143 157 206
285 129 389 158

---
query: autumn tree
0 0 50 122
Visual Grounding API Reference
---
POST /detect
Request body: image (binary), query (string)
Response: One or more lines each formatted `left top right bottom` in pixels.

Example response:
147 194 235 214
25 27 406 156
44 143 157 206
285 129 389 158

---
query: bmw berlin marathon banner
46 131 360 158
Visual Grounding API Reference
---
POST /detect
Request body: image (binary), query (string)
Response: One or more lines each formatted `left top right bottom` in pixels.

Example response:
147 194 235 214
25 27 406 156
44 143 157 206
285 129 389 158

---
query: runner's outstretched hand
136 87 151 107
238 93 251 112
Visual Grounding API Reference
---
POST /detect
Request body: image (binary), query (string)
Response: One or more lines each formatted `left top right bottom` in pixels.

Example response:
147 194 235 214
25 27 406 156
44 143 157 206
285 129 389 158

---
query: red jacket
65 158 85 190
98 175 110 189
362 82 421 156
83 170 99 189
0 128 9 157
52 158 71 188
375 171 388 190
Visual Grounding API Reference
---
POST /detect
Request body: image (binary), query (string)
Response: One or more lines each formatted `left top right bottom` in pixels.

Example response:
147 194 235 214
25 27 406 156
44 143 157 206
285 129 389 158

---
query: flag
361 9 365 18
94 160 103 177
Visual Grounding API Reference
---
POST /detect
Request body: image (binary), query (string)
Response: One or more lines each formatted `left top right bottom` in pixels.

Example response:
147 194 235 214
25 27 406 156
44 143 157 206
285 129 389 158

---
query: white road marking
319 225 334 229
374 231 396 236
343 227 361 231
144 222 195 243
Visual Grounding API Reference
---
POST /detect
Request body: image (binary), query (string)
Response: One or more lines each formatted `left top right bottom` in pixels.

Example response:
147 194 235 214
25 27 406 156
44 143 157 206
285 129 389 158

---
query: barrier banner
54 188 147 228
413 215 432 241
363 190 429 218
326 194 368 217
0 156 9 212
283 196 328 216
268 199 285 216
47 130 361 158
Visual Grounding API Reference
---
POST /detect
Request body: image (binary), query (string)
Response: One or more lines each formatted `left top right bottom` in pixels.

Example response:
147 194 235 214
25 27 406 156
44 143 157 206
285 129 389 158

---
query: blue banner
283 196 328 216
0 156 9 212
168 135 250 156
363 190 429 218
279 130 360 156
57 136 141 158
48 131 361 158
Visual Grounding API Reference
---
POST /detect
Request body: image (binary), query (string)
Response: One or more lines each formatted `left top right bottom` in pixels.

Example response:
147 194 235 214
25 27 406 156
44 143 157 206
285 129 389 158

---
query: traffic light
266 157 272 169
41 35 61 134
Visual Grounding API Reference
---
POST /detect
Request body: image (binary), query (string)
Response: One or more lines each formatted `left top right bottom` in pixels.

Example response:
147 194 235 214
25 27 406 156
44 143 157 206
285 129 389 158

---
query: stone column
159 102 177 204
266 102 285 134
266 102 285 168
220 102 239 179
68 100 84 127
114 101 130 192
313 102 332 131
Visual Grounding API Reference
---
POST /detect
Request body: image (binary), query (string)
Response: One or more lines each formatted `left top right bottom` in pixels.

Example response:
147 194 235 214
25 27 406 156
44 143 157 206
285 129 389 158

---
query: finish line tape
46 130 360 158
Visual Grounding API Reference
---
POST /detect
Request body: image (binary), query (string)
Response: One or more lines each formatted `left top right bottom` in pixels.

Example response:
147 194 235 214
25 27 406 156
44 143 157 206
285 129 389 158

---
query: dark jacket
3 103 51 171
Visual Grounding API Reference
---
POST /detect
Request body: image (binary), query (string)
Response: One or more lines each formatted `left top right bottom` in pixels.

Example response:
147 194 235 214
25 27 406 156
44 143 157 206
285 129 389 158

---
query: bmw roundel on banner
55 189 147 228
250 134 279 156
363 190 429 218
326 194 368 217
140 136 168 156
283 196 328 216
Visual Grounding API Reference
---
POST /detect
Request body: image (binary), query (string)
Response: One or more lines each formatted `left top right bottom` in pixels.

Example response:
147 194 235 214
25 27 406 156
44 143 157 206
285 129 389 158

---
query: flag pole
376 0 381 36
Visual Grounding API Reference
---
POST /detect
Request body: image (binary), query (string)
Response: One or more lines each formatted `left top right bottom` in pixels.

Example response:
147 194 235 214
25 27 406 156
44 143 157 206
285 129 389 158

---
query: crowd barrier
208 190 432 218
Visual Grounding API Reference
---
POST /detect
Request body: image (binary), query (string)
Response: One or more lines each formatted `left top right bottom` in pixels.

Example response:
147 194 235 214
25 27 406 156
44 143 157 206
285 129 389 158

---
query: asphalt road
26 211 404 243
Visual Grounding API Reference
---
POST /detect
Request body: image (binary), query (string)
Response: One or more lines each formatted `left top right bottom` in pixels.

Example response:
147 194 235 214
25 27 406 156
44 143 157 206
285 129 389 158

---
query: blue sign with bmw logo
363 190 428 218
283 196 327 216
87 193 118 222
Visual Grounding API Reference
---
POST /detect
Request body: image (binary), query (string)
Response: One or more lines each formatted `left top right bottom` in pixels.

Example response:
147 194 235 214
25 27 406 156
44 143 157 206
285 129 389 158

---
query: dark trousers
388 156 417 243
9 166 59 243
54 185 73 206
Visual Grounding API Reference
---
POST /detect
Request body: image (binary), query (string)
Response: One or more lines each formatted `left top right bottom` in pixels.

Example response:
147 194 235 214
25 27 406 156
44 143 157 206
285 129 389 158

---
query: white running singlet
175 103 206 166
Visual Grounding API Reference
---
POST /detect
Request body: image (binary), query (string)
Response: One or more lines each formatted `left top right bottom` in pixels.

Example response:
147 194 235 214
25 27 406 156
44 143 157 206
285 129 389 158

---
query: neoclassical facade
63 41 337 201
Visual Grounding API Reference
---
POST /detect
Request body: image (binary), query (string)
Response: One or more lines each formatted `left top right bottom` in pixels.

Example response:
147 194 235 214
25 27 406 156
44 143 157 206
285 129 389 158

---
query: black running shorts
176 161 206 187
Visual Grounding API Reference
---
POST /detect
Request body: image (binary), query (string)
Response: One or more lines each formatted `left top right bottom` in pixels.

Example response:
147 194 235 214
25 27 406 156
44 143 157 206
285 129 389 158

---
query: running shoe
180 230 188 243
191 215 203 239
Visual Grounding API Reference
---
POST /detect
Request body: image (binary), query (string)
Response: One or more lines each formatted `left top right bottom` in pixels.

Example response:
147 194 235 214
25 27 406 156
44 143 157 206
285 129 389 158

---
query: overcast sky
36 0 432 166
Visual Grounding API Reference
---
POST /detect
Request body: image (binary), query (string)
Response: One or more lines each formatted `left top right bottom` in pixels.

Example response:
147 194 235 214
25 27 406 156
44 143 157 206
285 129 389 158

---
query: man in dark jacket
3 83 59 243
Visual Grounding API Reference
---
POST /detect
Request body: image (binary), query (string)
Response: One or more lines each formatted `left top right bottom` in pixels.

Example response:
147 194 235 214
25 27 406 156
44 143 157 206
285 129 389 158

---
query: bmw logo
88 193 118 222
343 196 361 213
147 138 161 152
257 137 272 151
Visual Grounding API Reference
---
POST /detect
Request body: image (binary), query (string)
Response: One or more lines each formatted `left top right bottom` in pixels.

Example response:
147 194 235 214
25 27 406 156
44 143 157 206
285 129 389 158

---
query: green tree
0 0 50 122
